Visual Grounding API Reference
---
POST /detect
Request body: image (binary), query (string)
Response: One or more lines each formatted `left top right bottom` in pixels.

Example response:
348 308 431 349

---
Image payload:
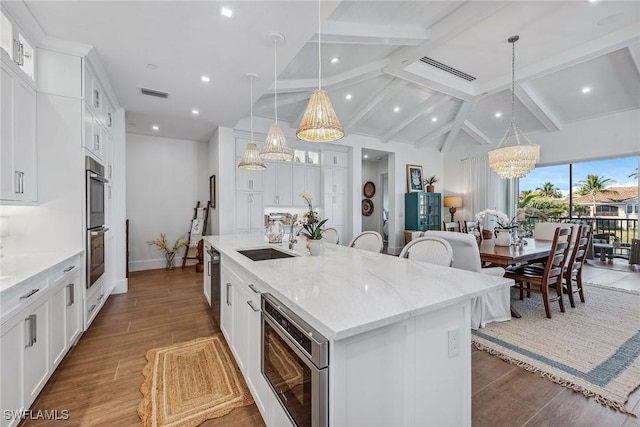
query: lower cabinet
219 260 274 424
0 254 84 427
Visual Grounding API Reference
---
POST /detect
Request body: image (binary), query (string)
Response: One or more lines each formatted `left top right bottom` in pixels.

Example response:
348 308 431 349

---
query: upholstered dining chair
348 231 384 253
442 221 462 232
562 225 591 308
505 227 572 318
425 231 510 329
464 220 480 236
398 236 453 266
322 227 340 245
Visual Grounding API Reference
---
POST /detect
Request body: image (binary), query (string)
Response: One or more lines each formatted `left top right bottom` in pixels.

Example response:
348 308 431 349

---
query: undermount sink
237 248 296 261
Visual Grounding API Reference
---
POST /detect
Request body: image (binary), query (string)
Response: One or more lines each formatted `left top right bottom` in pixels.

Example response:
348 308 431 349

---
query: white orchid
475 209 516 229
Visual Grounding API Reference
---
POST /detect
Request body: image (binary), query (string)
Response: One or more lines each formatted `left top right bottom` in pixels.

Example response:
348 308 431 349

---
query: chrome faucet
289 214 298 250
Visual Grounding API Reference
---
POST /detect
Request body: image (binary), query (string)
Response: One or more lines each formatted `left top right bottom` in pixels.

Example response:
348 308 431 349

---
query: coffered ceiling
19 0 640 151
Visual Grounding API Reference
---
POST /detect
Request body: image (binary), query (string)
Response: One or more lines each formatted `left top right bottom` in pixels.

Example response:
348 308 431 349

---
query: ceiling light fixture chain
488 35 539 179
260 33 292 161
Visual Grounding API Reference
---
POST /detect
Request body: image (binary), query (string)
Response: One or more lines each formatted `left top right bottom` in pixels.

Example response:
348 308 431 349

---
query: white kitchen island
204 235 512 427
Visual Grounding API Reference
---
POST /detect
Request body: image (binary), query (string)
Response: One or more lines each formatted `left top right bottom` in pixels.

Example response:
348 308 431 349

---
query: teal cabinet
405 192 442 231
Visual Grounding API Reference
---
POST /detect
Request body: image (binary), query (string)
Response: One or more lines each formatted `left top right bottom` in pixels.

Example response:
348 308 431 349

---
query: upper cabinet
1 62 37 203
0 8 36 83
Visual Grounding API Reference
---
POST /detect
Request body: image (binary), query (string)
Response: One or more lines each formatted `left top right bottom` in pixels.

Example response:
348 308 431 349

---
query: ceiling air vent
419 57 476 82
140 88 169 99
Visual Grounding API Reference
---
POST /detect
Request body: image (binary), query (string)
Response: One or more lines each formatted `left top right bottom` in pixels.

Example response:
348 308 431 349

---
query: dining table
479 238 553 318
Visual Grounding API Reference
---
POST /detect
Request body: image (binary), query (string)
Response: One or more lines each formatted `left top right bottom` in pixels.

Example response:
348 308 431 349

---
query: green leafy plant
147 233 188 255
423 175 438 186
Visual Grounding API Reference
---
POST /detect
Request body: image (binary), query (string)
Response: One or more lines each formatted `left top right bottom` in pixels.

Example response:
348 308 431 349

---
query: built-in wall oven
261 293 329 427
86 156 108 289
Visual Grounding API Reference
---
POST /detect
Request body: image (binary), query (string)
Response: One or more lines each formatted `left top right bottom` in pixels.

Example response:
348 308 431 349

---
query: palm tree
575 174 616 216
518 190 538 208
535 182 563 199
629 168 638 179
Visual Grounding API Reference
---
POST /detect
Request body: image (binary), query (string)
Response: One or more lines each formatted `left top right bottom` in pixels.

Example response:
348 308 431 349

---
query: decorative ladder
181 201 210 269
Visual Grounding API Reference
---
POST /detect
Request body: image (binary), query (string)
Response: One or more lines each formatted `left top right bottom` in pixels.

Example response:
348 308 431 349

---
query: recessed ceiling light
393 106 400 112
191 109 199 115
330 57 340 64
345 94 352 100
152 125 159 131
495 112 502 118
146 63 158 70
431 117 438 122
588 0 598 3
581 87 591 94
201 75 210 83
220 6 234 18
363 154 369 159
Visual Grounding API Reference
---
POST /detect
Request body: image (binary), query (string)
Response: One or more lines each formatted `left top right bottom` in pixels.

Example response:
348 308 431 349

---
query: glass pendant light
296 0 344 142
238 73 266 170
261 33 293 161
488 35 539 179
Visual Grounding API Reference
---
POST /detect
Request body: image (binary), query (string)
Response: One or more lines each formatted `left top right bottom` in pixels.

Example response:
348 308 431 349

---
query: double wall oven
86 156 108 289
261 293 329 427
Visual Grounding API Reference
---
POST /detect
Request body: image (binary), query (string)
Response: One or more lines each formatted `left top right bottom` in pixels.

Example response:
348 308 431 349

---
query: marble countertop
205 235 513 340
0 250 83 293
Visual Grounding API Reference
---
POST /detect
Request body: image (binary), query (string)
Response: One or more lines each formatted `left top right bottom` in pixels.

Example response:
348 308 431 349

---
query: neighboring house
571 186 639 229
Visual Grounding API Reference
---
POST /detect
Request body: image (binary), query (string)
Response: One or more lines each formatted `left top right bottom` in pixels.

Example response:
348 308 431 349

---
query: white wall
361 158 389 237
126 133 209 271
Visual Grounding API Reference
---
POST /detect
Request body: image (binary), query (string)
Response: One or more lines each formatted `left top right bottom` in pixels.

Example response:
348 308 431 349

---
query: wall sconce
443 196 463 222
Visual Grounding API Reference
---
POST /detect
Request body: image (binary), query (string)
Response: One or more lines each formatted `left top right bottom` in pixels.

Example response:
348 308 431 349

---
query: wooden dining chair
442 221 462 232
464 220 480 236
563 225 591 308
504 227 572 318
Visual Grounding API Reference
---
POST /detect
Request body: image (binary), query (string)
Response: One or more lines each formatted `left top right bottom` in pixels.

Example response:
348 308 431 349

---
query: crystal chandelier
238 74 266 170
261 33 292 161
296 0 344 142
488 35 539 179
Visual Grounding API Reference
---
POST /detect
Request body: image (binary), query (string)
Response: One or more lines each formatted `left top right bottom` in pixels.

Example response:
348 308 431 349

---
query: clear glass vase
165 252 176 270
265 217 285 244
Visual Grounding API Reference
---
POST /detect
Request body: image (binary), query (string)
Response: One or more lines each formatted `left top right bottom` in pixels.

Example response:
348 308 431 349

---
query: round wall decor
362 199 374 216
363 181 376 198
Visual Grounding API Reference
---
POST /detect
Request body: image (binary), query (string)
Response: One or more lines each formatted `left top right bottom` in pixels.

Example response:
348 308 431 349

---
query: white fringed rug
472 285 640 414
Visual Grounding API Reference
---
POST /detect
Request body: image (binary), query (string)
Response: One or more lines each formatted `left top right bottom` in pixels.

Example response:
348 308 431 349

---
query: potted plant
147 233 189 269
423 175 438 193
298 192 328 255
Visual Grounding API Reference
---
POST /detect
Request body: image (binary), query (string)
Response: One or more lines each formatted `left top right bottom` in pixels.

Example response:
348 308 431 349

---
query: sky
519 156 639 195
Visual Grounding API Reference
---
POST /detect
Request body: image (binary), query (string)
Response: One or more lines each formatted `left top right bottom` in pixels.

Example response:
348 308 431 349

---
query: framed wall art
406 164 423 193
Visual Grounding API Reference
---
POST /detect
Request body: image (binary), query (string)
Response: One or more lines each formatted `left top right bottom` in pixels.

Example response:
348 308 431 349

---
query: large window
518 156 638 241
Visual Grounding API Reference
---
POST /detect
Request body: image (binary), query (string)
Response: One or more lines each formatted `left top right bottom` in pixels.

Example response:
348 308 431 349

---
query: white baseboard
387 246 402 256
128 258 199 272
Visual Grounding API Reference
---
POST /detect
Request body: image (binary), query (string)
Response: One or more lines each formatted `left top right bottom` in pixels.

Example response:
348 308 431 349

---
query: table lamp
443 196 463 222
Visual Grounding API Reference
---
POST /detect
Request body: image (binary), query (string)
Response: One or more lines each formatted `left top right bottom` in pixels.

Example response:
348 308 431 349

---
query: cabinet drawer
50 257 82 287
0 275 49 325
85 282 105 328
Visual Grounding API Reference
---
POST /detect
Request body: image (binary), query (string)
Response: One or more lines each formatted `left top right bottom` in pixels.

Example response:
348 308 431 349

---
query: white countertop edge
0 249 84 293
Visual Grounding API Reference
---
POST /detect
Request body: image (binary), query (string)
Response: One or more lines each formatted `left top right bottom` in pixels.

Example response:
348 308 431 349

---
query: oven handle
262 313 327 370
89 173 109 183
90 227 109 236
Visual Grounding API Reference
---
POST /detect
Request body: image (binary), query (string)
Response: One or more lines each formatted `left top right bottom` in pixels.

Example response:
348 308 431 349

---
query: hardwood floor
24 267 638 426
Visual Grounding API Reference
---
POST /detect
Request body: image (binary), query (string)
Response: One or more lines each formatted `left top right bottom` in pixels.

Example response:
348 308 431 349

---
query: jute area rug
472 285 640 414
138 334 254 427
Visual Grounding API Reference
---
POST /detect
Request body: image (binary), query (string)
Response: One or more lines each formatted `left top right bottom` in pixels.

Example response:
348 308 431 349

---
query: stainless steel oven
86 156 108 289
86 156 106 230
261 293 329 427
87 226 107 289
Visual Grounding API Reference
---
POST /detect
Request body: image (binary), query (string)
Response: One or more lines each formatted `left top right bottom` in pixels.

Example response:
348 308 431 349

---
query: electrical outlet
448 328 460 358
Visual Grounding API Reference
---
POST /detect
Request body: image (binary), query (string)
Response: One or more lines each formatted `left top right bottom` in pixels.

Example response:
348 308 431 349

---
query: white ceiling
21 0 640 150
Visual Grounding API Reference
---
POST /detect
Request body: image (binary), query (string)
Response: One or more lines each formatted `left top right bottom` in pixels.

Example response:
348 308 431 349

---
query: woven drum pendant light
488 35 539 179
296 0 344 142
261 33 292 161
238 74 266 170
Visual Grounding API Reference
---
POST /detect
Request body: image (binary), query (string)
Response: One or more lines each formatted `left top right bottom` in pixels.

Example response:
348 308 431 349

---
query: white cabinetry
1 60 37 203
1 315 23 427
292 164 321 207
23 298 49 405
263 162 292 206
50 263 82 368
323 150 348 241
219 260 268 419
236 192 264 234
